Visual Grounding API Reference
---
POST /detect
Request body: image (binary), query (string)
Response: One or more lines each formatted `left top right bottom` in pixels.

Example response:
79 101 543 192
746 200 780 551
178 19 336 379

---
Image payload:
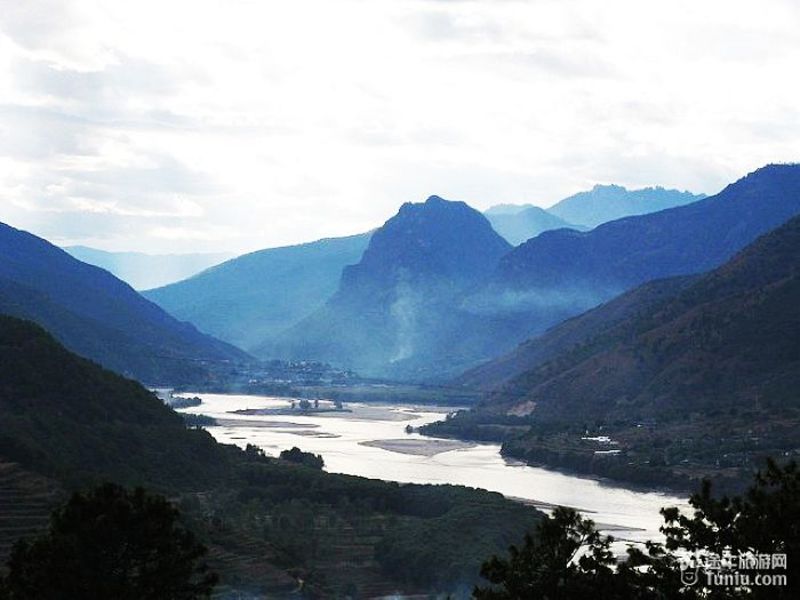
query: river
177 392 688 547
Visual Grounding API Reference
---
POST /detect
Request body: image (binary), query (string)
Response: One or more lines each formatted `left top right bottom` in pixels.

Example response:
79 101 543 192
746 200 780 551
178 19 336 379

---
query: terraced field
202 506 409 598
0 462 62 569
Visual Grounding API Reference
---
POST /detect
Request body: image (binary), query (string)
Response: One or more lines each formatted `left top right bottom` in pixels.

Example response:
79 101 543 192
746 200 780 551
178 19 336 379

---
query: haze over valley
1 2 799 598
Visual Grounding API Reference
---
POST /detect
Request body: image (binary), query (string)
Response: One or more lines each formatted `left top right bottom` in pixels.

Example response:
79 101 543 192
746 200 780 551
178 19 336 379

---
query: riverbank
419 408 759 496
174 392 688 545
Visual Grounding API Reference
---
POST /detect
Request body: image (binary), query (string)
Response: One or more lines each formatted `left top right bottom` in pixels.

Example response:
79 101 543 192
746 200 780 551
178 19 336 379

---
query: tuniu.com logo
678 551 787 589
678 555 701 586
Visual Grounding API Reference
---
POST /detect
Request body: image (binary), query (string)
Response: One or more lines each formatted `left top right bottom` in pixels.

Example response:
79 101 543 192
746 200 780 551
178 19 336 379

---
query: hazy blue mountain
483 204 535 216
0 222 248 384
548 184 705 228
485 206 582 245
341 196 509 288
266 196 514 378
64 246 230 290
456 275 697 390
479 164 800 319
264 166 800 381
145 233 371 351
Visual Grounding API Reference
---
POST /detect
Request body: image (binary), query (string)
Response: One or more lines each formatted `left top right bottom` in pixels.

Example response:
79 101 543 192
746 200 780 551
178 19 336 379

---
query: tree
474 460 800 599
280 446 325 470
474 506 621 599
1 483 217 600
624 458 799 599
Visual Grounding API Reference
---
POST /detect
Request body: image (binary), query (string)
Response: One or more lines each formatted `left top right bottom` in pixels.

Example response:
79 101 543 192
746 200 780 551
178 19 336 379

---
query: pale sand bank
215 418 319 429
360 438 476 457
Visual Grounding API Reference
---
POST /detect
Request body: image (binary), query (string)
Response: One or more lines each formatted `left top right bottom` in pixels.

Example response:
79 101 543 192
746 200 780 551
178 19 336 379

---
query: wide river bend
177 393 688 546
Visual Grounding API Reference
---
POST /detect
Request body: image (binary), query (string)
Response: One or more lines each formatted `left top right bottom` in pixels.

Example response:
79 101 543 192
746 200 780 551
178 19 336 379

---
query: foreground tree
475 459 800 599
280 446 325 470
474 506 623 599
1 483 217 600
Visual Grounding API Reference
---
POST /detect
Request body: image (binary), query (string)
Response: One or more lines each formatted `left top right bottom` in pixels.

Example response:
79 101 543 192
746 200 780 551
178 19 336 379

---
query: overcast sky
1 0 798 254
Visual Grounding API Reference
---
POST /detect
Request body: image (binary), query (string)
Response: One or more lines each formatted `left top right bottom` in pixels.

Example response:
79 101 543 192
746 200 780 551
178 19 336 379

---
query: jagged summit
342 194 511 290
548 182 705 228
272 195 513 378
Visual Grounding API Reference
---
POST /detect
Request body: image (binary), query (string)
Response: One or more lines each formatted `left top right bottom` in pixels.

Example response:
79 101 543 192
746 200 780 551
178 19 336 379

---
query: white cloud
0 0 798 253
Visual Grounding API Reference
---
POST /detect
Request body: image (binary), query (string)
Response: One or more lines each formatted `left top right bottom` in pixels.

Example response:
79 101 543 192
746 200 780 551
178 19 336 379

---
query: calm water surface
178 393 687 545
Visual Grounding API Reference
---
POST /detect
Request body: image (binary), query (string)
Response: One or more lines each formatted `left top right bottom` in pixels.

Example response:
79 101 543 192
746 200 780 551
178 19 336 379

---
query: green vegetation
432 214 800 493
1 484 217 600
0 315 542 596
474 506 618 599
475 459 799 599
278 446 325 470
0 315 233 489
181 413 218 427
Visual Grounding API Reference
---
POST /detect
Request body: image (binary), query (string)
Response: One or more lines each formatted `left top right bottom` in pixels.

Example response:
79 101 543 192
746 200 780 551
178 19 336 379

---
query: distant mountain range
64 246 231 290
484 206 582 245
144 233 371 352
235 166 800 379
547 184 705 228
48 164 796 384
483 204 535 216
481 165 800 317
0 222 248 384
482 185 704 245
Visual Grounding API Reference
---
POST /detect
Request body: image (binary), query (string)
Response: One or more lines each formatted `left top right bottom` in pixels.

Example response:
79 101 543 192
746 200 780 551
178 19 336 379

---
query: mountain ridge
485 205 582 245
487 164 800 302
0 221 248 384
145 232 372 351
547 183 706 228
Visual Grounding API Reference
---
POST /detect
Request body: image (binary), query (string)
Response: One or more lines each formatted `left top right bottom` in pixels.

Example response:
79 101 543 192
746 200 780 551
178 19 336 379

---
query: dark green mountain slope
431 214 800 491
0 315 231 489
496 213 800 422
485 205 582 245
547 184 705 228
0 222 247 384
145 233 370 352
456 274 698 390
0 316 541 595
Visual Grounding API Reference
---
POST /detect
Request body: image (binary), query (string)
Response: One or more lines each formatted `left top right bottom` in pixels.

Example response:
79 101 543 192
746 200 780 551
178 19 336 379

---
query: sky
0 0 799 254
